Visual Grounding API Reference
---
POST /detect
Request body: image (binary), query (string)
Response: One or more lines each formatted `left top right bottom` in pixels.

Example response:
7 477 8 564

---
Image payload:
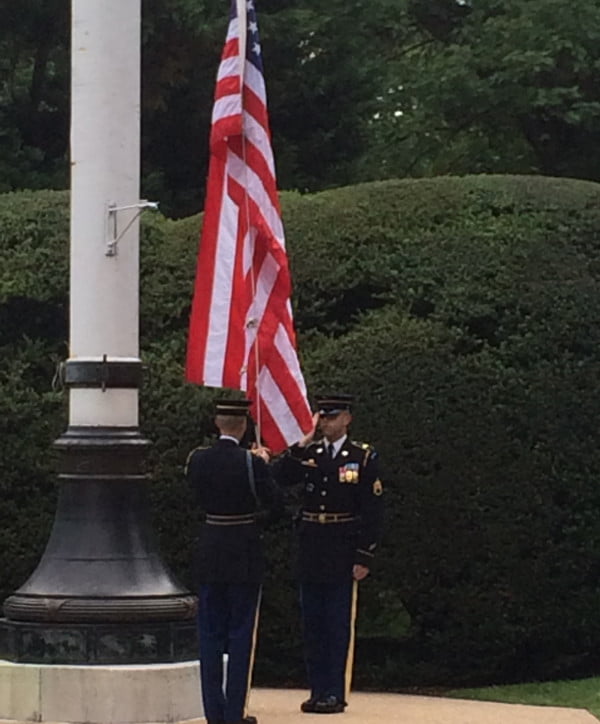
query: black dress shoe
301 697 319 713
314 695 346 714
242 717 258 724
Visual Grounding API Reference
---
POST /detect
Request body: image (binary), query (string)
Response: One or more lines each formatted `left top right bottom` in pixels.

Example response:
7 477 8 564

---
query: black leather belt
301 512 357 524
205 513 255 526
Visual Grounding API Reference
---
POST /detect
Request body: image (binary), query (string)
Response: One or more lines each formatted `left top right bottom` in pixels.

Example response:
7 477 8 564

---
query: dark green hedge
2 176 600 687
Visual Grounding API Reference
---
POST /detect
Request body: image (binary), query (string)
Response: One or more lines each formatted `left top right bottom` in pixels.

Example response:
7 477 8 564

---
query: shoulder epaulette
184 446 208 475
351 440 377 466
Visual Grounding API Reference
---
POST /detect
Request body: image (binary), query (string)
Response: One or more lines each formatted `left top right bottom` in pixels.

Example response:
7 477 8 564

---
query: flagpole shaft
70 0 141 427
236 0 262 440
237 0 247 75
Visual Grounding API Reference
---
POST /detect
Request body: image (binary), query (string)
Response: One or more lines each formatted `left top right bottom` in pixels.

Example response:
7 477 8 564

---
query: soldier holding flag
186 398 283 724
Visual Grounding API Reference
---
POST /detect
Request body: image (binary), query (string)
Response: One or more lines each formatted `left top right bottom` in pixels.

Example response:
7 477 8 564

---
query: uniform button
320 505 326 511
321 490 327 496
323 476 328 482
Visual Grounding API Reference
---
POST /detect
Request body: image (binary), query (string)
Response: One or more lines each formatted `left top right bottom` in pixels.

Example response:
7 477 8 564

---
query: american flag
186 0 313 452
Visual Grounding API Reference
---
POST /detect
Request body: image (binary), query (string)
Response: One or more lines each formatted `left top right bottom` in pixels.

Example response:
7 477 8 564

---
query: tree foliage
2 1 600 215
367 0 600 181
0 0 69 192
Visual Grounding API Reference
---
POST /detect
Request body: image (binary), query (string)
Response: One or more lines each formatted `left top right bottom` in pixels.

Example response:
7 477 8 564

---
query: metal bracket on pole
106 200 159 257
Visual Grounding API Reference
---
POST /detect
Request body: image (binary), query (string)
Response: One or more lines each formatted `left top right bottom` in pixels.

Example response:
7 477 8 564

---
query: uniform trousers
197 583 261 723
300 579 358 703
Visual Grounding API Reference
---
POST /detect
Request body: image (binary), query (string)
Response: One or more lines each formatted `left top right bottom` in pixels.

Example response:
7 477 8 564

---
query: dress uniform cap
315 393 354 416
214 398 252 416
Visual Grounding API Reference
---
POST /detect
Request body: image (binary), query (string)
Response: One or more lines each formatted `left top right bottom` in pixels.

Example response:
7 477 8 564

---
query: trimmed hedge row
2 176 600 686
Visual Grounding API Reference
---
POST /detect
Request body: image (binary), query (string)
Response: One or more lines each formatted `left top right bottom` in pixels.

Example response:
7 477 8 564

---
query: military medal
339 463 359 483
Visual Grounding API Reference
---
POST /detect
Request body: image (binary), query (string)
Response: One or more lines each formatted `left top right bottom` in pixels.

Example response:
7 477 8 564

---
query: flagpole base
0 619 198 665
1 426 197 665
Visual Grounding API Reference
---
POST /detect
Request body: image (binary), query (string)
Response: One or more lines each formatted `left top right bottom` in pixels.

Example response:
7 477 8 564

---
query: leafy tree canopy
1 0 600 215
367 0 600 181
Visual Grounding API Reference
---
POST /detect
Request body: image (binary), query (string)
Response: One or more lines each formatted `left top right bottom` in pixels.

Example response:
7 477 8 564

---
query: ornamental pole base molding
0 426 198 665
0 660 204 723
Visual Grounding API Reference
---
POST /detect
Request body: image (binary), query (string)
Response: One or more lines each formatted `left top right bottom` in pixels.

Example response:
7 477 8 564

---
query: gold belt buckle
318 513 326 524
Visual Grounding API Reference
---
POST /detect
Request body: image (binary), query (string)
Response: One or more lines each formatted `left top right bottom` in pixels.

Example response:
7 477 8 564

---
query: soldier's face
319 410 352 442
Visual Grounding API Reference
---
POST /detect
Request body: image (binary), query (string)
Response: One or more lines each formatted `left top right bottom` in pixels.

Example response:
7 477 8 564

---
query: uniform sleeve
271 444 308 487
355 447 384 569
253 454 285 525
185 448 206 509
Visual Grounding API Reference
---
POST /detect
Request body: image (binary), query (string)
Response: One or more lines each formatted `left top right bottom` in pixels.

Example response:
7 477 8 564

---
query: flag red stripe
186 0 312 450
243 85 271 140
221 211 248 388
228 136 280 215
216 75 241 100
252 396 287 454
263 340 311 422
210 117 241 151
185 154 226 383
222 37 238 60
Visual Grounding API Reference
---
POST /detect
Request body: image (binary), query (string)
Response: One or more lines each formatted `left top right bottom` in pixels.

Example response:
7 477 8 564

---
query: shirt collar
325 434 347 457
219 435 240 445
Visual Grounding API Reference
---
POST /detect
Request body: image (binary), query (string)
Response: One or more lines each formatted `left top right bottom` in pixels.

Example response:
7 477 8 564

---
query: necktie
328 443 335 459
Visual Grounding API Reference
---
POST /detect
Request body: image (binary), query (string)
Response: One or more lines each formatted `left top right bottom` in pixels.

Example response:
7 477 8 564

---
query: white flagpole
237 0 264 443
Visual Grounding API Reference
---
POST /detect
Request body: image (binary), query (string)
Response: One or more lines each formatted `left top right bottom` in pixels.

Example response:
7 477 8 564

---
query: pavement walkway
247 688 599 724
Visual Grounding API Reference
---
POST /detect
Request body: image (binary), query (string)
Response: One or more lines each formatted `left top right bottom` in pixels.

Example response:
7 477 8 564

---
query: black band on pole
64 358 143 389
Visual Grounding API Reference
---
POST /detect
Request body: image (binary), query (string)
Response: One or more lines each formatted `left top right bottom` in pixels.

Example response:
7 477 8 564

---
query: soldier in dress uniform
273 394 384 714
186 398 283 724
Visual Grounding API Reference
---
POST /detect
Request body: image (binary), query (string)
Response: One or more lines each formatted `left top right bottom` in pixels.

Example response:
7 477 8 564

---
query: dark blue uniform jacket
186 438 283 584
274 437 384 582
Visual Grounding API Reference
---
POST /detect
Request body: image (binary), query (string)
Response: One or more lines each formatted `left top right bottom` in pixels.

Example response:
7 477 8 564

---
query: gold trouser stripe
243 587 262 718
344 580 359 701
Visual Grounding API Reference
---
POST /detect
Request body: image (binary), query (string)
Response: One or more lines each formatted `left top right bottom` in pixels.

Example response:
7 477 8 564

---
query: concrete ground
246 688 599 724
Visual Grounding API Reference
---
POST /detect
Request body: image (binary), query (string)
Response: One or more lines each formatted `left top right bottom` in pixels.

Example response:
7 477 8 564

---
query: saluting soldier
273 394 384 715
186 398 283 724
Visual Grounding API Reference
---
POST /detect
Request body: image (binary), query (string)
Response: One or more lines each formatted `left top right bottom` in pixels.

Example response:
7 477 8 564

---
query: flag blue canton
246 0 264 72
229 0 263 72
